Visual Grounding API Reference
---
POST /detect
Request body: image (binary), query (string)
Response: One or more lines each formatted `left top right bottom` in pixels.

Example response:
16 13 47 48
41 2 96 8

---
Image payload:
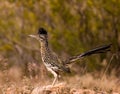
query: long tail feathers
64 44 111 64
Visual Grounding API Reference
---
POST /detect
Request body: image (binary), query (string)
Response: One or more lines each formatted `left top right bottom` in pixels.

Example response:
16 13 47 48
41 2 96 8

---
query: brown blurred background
0 0 120 82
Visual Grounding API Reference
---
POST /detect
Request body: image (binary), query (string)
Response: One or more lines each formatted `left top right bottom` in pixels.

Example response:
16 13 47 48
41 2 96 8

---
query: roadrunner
29 28 111 86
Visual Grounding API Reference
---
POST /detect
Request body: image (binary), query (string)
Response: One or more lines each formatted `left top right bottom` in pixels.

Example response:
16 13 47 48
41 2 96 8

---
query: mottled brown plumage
29 28 111 86
30 28 70 86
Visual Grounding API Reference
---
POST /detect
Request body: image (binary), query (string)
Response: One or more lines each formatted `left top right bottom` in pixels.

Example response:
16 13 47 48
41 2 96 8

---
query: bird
29 27 111 86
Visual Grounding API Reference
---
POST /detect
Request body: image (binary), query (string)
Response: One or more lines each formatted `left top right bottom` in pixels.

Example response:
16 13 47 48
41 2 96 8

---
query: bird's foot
43 85 53 90
43 82 66 90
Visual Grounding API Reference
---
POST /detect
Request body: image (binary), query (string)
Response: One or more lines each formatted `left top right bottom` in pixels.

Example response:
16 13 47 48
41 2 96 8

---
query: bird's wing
52 52 63 64
64 44 111 64
51 52 70 73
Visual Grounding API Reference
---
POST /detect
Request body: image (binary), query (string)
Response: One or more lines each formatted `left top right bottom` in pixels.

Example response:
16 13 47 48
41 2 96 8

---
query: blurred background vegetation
0 0 120 79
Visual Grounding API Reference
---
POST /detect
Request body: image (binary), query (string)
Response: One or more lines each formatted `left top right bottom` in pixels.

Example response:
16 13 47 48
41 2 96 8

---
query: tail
64 44 111 64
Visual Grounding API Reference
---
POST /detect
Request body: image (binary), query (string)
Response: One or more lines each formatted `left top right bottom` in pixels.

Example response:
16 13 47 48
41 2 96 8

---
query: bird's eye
39 35 46 40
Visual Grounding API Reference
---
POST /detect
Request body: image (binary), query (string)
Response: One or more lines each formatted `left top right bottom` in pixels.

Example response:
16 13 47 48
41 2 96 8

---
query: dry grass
67 74 120 93
0 69 119 94
0 56 119 94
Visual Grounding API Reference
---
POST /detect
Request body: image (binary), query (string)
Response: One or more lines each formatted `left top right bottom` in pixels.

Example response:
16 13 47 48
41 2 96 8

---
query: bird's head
38 28 47 40
28 27 48 41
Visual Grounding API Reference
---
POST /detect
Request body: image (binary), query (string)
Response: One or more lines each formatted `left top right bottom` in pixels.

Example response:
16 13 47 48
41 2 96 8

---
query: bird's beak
28 34 39 40
28 34 37 38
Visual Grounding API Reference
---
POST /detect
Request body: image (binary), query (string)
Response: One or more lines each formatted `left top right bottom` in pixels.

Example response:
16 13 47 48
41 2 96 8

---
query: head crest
38 28 47 35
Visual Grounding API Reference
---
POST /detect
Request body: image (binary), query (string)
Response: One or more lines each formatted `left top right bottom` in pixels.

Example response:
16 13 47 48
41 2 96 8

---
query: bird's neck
41 39 48 47
40 40 50 55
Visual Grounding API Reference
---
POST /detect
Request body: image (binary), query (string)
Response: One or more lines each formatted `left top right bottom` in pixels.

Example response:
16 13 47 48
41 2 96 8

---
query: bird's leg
52 72 58 86
43 72 58 90
46 68 58 86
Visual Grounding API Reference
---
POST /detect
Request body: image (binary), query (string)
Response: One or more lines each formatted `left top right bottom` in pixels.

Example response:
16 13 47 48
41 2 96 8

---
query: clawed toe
43 85 53 90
